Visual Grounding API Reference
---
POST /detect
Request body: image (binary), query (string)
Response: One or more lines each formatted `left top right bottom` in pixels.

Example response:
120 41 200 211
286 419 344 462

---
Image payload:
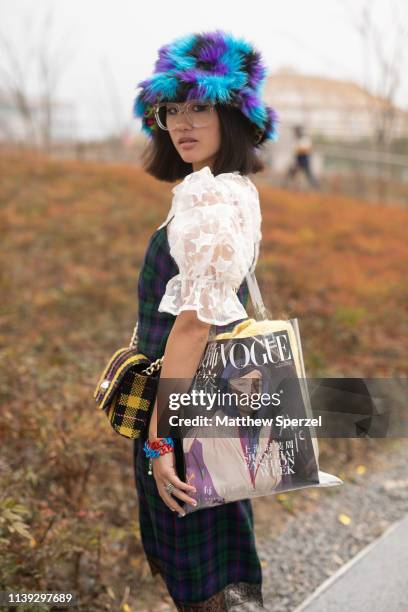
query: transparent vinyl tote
176 270 343 516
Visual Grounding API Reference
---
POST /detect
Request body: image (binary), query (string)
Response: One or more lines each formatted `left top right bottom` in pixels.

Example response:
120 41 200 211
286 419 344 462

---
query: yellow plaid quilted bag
93 322 163 439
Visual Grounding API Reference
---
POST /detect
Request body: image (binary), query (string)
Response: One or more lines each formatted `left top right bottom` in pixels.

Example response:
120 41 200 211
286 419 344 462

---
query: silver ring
165 482 175 494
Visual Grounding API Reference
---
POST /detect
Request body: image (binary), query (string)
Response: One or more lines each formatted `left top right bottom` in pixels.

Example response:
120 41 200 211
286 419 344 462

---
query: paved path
294 513 408 612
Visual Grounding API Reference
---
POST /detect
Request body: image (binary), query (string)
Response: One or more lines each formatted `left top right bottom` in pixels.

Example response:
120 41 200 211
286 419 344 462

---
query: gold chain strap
142 357 164 375
129 321 164 375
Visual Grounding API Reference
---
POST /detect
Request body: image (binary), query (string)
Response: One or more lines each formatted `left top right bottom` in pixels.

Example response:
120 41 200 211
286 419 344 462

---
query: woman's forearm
148 311 211 440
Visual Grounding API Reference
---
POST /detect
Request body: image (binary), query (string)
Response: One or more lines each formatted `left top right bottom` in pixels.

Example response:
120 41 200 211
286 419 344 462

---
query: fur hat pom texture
133 29 279 146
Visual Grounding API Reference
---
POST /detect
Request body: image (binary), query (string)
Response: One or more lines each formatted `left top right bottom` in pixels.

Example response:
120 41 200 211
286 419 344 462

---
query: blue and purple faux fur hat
133 29 279 146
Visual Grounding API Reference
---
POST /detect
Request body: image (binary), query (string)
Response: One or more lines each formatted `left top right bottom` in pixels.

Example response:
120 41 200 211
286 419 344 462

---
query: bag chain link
129 321 164 376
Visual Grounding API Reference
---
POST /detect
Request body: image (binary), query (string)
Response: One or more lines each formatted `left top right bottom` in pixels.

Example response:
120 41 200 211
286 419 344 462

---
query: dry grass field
1 149 406 610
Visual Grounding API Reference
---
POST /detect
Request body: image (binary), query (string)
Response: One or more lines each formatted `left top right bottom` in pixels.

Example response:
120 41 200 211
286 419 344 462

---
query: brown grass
1 149 406 610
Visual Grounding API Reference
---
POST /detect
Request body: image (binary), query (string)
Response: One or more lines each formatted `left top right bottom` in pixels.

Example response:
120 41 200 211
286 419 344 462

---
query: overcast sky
1 0 407 139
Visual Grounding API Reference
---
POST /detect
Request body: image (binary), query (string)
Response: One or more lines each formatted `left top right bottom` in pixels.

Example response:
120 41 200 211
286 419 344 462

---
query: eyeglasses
153 100 215 131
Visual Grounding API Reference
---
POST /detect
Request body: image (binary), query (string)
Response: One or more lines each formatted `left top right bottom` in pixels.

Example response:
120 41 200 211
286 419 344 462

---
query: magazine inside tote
179 269 343 515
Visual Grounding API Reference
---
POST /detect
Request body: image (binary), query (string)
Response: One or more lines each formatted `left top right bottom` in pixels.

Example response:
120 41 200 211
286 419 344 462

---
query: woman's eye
192 104 209 113
166 107 178 115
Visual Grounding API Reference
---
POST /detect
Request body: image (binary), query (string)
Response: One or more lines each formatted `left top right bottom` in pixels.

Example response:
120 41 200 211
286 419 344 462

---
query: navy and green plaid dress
133 216 264 611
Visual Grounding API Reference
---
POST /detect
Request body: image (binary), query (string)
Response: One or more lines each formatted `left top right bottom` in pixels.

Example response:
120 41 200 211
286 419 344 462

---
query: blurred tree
0 5 75 150
340 0 407 150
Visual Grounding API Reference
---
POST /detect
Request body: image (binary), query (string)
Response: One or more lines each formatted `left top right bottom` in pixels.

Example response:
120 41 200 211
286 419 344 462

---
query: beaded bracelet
144 437 175 476
143 437 174 458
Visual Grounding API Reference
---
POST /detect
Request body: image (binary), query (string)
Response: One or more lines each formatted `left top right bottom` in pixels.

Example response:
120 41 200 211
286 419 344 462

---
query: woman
132 29 279 611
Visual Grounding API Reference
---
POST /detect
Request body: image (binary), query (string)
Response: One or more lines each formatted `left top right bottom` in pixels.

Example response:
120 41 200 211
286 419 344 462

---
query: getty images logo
203 331 294 370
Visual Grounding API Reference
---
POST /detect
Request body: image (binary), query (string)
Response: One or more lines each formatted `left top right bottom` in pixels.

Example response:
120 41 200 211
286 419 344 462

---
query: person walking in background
283 124 320 189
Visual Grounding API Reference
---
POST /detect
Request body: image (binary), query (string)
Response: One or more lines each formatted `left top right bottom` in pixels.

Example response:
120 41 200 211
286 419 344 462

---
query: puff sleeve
157 166 262 325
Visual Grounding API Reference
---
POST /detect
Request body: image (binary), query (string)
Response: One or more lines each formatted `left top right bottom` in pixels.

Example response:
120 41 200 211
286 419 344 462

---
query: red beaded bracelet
148 438 174 453
149 438 167 448
146 437 175 476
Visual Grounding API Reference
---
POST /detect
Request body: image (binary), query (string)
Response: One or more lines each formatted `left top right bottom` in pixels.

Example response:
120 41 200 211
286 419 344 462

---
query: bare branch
338 0 407 148
0 5 76 148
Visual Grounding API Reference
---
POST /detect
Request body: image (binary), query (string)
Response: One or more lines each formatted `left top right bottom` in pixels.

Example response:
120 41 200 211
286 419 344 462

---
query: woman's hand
151 451 197 516
147 310 210 516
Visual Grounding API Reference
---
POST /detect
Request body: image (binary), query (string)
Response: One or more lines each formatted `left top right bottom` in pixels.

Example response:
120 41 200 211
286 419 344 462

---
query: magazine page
180 321 321 512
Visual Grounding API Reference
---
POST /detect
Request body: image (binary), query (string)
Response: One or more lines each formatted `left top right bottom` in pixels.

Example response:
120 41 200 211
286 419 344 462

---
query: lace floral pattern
173 581 264 611
157 166 262 326
146 554 264 610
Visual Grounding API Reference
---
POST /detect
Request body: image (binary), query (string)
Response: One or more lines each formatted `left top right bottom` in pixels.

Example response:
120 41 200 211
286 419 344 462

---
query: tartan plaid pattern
94 347 150 409
133 441 263 607
106 366 160 439
133 221 264 608
93 348 159 439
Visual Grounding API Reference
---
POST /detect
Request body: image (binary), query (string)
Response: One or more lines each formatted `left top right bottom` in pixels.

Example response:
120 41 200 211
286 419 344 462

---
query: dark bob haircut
140 104 266 182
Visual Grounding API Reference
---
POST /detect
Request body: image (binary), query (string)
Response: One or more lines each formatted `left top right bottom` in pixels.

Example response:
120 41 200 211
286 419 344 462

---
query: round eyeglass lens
155 101 214 130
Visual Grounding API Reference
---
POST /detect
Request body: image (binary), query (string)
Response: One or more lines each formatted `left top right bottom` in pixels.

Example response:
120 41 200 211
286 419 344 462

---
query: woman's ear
253 128 263 145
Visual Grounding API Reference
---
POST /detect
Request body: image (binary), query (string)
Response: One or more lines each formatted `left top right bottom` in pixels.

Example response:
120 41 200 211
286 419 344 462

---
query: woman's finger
159 477 197 506
158 486 187 516
164 469 196 494
151 454 196 513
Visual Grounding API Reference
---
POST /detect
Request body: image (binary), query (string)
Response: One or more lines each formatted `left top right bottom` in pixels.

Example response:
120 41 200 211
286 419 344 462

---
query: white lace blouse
156 165 262 325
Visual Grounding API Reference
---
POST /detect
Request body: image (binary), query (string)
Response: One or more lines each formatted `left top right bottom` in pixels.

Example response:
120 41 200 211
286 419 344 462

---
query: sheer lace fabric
157 165 262 325
173 582 264 611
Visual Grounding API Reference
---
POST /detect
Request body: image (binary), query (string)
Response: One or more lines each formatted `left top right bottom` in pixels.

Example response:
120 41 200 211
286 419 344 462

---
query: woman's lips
179 140 198 149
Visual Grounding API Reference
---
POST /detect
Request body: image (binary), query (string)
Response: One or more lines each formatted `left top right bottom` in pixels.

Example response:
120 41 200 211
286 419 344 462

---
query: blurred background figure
283 125 320 189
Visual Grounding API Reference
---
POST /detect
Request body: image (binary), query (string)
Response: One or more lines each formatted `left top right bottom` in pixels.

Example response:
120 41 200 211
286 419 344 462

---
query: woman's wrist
143 437 174 459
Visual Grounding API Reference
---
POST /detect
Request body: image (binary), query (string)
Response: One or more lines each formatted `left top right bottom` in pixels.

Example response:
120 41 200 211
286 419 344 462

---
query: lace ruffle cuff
158 274 249 326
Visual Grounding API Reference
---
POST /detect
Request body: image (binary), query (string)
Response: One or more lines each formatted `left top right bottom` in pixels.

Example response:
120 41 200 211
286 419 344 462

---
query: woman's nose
174 109 191 128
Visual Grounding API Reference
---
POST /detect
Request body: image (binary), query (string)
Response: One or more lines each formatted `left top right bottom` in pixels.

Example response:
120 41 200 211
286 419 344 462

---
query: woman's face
166 100 221 172
229 370 263 417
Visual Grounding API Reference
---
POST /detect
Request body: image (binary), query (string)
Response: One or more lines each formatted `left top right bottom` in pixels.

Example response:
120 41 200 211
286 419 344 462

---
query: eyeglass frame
153 100 218 131
151 98 264 143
